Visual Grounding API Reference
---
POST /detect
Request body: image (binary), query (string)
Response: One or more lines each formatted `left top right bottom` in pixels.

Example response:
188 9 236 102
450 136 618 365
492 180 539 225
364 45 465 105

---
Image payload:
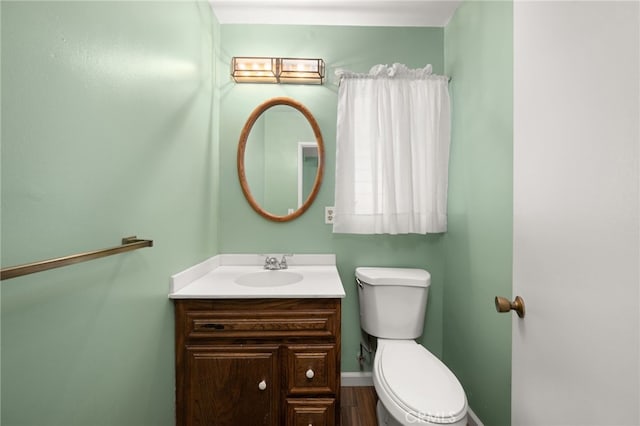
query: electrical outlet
325 206 335 224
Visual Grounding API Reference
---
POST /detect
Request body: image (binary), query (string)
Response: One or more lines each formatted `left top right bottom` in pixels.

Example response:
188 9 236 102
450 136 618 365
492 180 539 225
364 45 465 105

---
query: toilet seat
374 340 468 425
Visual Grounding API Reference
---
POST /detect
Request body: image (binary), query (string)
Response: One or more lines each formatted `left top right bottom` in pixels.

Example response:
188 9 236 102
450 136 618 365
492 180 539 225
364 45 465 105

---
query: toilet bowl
356 267 468 426
373 339 467 426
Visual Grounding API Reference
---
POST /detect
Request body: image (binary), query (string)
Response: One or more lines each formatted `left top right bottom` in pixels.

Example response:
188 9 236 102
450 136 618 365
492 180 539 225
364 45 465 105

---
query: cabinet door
183 345 279 426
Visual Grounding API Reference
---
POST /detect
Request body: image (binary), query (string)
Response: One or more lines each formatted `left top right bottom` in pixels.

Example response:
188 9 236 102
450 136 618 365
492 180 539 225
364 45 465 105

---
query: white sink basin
234 270 304 287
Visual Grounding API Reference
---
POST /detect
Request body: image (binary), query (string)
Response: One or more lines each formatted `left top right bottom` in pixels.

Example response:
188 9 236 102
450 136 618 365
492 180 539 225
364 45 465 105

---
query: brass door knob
495 296 525 318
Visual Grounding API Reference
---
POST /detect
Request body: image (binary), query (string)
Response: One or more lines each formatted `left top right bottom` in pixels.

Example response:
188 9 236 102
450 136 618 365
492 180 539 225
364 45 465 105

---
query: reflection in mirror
238 97 324 222
244 106 315 215
298 142 318 207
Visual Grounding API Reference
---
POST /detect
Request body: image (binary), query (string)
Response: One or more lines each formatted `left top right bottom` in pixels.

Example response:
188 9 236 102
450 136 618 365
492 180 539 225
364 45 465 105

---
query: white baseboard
466 408 484 426
340 372 483 426
341 371 373 386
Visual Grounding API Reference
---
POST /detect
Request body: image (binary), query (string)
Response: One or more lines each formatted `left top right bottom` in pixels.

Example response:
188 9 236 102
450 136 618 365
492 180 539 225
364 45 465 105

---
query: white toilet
356 267 468 426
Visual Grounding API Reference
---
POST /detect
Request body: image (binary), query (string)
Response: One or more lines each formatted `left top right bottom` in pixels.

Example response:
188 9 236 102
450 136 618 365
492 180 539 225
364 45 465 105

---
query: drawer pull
200 323 224 330
258 380 267 391
305 369 315 379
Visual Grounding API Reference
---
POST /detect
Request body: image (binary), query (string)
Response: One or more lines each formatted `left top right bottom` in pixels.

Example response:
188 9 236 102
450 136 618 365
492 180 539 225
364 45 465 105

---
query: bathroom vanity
170 254 345 426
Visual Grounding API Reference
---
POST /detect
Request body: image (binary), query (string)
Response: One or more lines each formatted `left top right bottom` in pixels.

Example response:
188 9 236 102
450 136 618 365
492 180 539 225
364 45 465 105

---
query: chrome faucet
264 256 280 270
263 254 292 270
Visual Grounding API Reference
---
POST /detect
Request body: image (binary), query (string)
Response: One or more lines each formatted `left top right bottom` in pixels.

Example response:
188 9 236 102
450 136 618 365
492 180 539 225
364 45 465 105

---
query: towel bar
0 236 153 280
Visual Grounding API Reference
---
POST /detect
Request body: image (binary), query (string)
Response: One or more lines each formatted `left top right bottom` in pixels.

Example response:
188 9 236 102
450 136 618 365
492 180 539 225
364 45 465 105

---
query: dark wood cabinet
286 398 336 426
174 298 341 426
184 345 279 425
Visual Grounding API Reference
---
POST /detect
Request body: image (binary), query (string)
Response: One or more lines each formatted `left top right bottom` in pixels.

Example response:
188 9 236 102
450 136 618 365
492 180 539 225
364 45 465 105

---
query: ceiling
209 0 463 27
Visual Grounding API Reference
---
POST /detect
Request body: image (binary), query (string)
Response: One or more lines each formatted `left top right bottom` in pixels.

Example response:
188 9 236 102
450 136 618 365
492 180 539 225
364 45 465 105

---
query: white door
512 1 639 425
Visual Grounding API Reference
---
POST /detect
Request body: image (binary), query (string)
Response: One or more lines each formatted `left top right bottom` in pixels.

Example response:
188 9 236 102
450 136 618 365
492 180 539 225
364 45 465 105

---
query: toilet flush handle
495 296 525 318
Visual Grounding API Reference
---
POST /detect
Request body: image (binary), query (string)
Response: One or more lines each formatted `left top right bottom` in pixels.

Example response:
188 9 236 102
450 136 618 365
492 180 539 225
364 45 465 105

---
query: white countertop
169 254 346 299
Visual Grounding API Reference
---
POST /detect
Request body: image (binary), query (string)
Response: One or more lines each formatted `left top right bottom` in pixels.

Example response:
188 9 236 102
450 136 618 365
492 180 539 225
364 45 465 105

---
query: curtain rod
1 236 153 281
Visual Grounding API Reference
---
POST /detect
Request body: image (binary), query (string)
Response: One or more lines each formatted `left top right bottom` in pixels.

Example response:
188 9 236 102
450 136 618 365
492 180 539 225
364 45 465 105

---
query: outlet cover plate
325 206 335 224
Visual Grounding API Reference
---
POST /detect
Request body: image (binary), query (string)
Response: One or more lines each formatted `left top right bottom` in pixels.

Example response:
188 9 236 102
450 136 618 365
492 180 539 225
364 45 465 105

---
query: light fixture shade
231 57 278 83
231 57 324 85
279 58 325 85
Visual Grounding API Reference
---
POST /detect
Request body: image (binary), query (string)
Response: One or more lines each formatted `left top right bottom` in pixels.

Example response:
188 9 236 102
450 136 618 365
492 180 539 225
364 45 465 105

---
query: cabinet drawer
177 299 340 342
286 398 335 426
285 345 337 395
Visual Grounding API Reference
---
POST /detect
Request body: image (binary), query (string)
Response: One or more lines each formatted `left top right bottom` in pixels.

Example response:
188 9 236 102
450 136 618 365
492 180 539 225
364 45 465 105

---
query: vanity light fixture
279 58 325 84
230 57 279 83
231 57 325 85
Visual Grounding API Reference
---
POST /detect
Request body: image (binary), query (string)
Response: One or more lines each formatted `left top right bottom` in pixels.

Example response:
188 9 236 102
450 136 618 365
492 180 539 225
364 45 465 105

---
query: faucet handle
263 255 278 269
279 254 293 269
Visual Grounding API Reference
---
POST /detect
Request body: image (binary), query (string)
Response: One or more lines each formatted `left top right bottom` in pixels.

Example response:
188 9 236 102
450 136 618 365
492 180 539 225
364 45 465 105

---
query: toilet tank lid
355 267 430 287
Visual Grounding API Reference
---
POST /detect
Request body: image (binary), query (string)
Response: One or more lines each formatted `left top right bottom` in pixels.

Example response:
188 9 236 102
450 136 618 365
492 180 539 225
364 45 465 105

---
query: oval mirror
237 97 324 222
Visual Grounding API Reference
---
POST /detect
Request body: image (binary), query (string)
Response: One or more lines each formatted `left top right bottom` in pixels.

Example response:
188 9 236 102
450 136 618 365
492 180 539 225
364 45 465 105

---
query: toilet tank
356 267 430 339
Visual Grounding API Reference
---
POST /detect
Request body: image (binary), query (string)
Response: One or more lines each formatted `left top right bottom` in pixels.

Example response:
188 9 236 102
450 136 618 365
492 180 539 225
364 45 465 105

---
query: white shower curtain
333 63 451 235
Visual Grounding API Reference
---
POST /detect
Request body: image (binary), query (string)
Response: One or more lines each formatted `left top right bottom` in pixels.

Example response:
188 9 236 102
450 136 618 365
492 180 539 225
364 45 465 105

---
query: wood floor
340 386 473 426
341 386 378 426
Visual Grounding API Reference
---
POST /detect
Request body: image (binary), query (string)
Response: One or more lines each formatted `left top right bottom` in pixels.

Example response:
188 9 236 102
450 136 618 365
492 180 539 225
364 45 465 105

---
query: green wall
1 1 217 424
218 25 447 371
1 3 515 424
444 2 513 425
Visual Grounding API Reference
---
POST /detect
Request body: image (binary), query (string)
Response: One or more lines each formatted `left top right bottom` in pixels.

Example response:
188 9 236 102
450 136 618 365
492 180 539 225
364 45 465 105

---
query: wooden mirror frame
237 97 325 222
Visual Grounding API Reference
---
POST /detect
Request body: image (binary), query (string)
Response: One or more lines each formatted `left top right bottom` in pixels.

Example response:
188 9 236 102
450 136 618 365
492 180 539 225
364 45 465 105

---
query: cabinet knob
258 380 267 391
305 369 315 379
